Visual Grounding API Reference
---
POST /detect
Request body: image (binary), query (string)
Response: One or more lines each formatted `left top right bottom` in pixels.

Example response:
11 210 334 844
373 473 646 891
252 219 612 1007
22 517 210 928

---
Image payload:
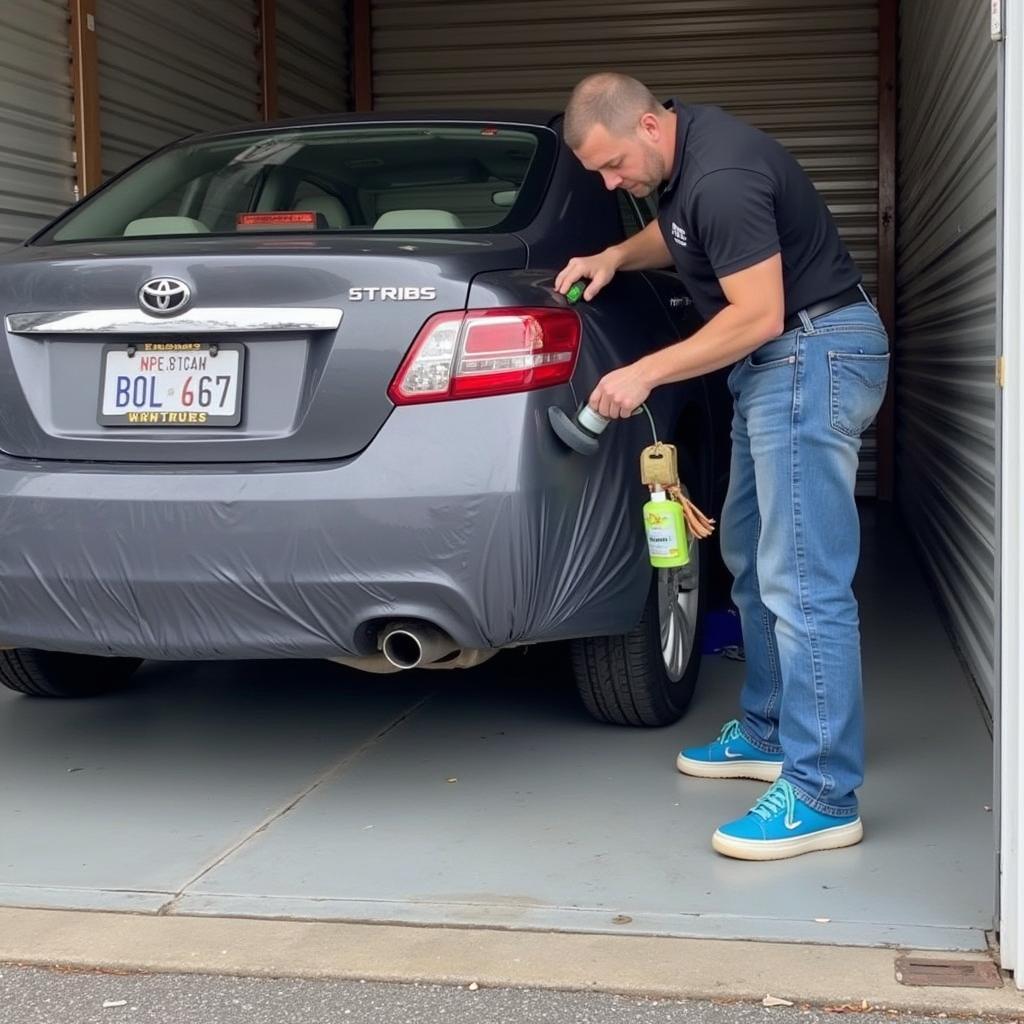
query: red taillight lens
387 308 581 405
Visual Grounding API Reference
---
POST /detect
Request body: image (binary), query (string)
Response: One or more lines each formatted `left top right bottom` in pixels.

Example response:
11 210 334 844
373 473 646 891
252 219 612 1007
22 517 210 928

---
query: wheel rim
659 518 700 682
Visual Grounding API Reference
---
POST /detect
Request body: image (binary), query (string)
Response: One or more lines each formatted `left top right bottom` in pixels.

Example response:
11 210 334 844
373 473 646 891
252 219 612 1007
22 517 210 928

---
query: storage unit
96 0 263 179
896 0 1000 713
277 0 350 118
0 0 1019 987
366 0 1003 969
0 0 76 247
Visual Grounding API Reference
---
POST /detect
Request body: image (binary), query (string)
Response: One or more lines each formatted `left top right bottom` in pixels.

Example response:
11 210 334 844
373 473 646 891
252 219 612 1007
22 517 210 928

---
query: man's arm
587 254 784 419
642 253 784 383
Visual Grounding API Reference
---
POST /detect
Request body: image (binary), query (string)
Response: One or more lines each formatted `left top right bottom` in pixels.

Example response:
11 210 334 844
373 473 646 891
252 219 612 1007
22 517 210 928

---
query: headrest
123 217 210 236
373 209 464 230
293 195 351 228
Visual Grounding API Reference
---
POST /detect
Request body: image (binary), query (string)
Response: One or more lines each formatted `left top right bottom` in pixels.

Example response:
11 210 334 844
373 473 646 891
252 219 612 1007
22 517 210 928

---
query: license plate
99 342 245 427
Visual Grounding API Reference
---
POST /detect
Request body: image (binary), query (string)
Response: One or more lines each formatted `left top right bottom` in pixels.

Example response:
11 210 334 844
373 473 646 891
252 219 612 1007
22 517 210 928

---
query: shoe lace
717 719 743 744
750 779 798 823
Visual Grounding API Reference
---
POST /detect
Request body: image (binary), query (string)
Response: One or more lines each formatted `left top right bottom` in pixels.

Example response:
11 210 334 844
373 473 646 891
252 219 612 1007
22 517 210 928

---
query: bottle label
645 506 681 558
647 528 678 559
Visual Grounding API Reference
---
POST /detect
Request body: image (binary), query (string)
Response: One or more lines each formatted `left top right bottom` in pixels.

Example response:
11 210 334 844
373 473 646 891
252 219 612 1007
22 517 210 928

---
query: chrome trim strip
4 308 343 334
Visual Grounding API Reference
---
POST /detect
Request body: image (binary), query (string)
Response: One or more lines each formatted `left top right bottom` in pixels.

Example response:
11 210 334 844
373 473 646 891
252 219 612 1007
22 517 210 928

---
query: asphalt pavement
0 965 985 1024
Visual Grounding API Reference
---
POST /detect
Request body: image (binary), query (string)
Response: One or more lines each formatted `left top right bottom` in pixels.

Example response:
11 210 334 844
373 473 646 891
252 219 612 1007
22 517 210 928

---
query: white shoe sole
676 752 783 783
712 818 864 861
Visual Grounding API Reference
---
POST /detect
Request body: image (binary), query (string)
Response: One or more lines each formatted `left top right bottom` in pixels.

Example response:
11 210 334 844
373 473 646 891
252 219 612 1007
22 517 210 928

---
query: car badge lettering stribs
348 287 437 301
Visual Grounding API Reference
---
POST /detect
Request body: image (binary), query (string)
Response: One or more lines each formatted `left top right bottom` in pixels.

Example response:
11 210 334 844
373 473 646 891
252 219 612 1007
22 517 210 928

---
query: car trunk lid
0 233 527 462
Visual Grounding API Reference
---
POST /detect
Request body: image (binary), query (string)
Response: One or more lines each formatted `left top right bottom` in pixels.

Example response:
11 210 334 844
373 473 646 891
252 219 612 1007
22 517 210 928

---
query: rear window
38 123 554 243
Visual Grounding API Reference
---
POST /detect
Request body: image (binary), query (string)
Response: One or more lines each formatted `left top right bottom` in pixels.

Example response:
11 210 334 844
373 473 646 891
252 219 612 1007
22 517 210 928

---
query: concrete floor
0 510 995 950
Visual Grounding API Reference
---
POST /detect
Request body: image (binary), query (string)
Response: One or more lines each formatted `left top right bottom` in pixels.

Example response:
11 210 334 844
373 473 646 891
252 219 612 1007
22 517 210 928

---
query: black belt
783 286 865 334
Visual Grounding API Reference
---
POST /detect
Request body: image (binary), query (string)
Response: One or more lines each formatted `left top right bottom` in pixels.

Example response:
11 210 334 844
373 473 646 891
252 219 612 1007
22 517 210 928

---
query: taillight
387 308 581 405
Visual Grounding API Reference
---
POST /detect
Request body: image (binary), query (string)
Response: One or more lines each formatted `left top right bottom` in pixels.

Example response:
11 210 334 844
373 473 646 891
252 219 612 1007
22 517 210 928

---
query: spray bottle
643 487 689 568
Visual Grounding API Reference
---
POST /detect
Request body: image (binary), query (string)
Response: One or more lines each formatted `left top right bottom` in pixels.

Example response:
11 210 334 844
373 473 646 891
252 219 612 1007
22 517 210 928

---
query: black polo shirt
656 100 861 323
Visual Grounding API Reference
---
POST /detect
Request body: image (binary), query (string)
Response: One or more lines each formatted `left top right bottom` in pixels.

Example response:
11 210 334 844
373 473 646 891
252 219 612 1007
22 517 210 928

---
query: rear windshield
38 123 554 243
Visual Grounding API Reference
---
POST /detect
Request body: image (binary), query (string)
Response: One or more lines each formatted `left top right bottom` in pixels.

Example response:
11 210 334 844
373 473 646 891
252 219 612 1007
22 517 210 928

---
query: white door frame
1000 0 1024 986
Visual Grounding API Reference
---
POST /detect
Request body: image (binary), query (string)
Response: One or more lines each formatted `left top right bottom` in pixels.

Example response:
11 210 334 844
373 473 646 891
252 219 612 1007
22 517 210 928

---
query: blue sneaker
676 719 784 782
712 779 864 861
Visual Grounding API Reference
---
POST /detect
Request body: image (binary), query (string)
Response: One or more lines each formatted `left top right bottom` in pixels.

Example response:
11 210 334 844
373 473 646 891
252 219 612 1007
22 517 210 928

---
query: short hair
564 73 663 149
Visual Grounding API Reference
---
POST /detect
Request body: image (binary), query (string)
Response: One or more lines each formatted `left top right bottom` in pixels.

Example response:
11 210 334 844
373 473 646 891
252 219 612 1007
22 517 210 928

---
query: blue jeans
721 299 890 817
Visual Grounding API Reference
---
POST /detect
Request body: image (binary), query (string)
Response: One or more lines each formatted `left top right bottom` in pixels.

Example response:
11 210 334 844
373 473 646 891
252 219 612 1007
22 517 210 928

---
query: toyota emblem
139 277 191 316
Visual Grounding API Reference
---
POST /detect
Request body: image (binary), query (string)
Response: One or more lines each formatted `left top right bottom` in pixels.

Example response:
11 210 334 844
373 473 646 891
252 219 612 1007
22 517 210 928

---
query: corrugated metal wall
371 0 881 492
277 0 350 118
96 0 262 179
0 0 76 247
896 0 999 710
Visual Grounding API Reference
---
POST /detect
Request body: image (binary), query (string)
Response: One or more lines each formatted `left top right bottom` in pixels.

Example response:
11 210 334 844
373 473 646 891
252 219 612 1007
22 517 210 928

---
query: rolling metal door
277 0 350 118
371 0 881 493
96 0 261 179
0 0 76 246
896 0 999 710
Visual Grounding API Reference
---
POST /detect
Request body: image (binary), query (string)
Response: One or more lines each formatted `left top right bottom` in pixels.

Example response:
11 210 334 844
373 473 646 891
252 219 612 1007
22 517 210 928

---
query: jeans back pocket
828 351 890 437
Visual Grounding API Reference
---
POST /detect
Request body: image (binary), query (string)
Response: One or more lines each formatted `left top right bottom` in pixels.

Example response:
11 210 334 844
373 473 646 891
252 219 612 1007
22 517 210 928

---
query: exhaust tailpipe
380 621 460 670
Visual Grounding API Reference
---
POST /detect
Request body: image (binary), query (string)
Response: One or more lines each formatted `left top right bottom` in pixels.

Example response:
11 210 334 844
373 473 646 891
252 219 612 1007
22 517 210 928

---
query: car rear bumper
0 394 651 660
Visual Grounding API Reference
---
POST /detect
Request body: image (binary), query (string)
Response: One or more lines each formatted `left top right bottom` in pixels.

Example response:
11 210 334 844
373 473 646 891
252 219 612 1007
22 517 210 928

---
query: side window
616 191 659 237
636 193 658 223
617 191 645 237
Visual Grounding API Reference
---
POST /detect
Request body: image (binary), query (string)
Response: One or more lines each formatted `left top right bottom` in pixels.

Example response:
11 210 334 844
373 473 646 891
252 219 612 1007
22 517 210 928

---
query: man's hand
555 247 622 301
589 361 653 419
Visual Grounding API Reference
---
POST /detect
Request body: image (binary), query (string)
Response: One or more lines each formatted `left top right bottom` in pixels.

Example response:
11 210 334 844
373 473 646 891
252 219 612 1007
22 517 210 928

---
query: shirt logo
671 222 688 247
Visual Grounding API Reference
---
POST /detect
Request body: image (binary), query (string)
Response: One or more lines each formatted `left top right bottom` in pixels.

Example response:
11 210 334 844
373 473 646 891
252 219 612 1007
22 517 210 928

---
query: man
556 73 889 861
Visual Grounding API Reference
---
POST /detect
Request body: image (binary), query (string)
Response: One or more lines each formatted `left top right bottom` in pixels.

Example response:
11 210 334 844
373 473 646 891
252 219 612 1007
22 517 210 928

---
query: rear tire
0 649 142 698
571 482 707 728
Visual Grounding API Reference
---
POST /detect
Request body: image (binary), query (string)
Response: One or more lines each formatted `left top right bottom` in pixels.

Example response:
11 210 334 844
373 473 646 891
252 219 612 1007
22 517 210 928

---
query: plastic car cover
0 390 658 661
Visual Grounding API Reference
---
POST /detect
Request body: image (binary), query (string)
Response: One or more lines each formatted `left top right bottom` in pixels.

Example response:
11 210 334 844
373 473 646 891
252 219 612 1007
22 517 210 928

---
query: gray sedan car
0 113 728 726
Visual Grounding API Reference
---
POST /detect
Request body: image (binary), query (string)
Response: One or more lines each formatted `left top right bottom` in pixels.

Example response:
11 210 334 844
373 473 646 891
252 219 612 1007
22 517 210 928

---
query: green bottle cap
565 280 586 304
